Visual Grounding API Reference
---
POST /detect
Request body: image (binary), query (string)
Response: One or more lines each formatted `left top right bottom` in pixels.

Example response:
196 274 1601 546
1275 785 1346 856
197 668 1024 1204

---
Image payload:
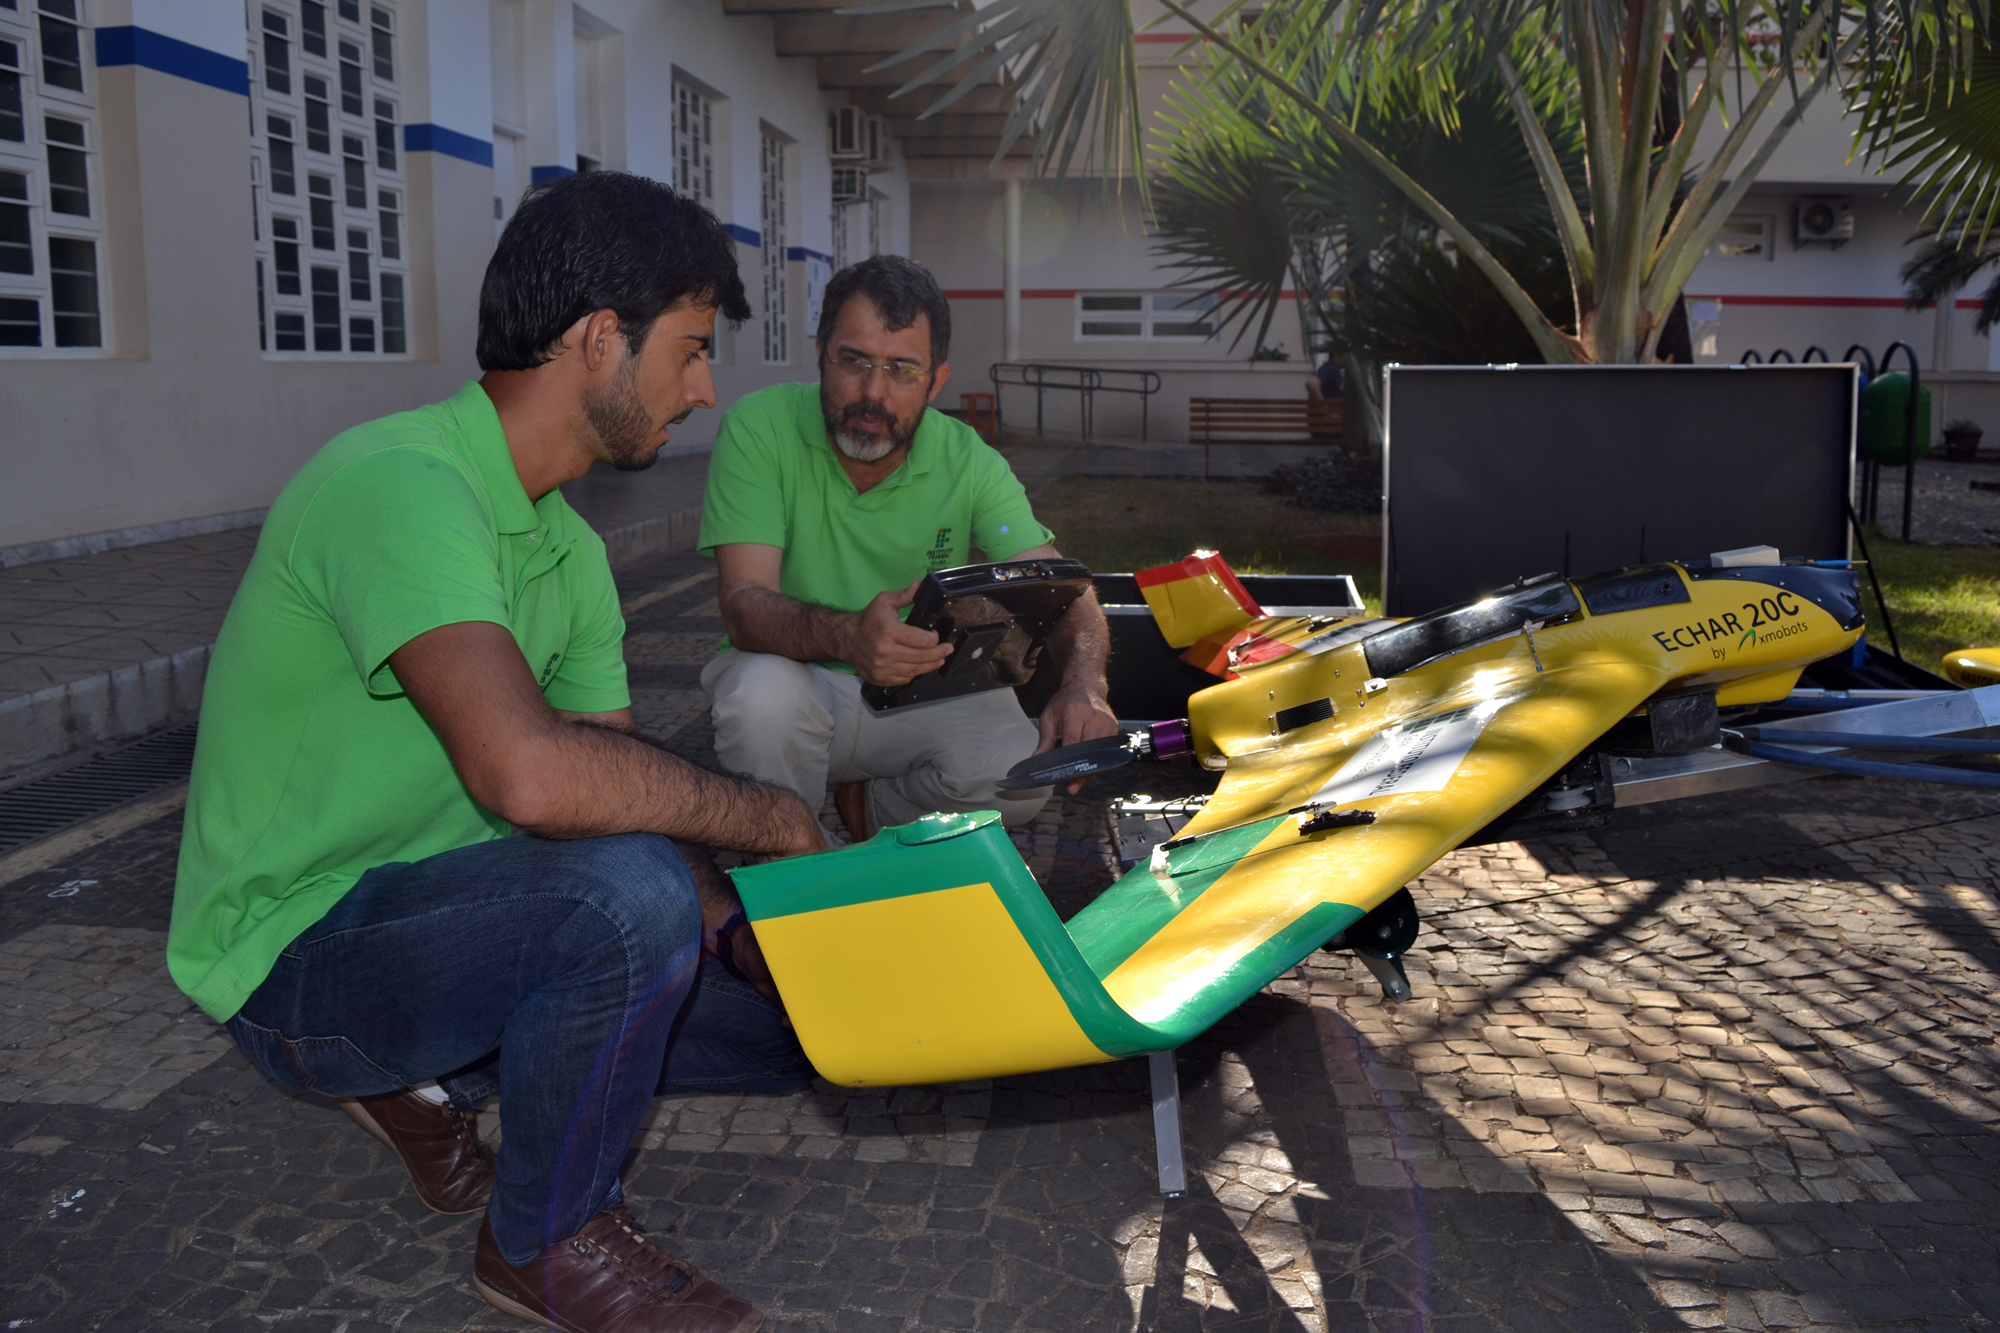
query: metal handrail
989 362 1164 442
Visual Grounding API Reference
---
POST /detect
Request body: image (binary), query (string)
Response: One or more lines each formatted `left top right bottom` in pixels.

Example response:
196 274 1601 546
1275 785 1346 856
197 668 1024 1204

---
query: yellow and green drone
729 549 1999 1189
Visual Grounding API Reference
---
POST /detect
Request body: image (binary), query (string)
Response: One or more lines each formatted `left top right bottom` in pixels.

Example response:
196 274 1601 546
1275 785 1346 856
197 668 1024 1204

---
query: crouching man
697 256 1119 842
169 172 822 1333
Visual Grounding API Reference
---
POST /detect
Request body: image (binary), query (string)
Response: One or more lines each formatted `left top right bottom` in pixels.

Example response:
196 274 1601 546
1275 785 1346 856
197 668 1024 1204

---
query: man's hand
839 578 953 687
1033 681 1122 794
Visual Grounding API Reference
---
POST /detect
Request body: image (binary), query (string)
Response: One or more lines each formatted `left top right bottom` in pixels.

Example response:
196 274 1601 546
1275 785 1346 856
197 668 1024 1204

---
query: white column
1002 176 1022 363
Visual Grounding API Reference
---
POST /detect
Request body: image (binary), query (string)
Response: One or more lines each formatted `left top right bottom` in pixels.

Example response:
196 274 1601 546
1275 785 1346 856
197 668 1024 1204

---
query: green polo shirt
169 381 629 1022
698 382 1051 666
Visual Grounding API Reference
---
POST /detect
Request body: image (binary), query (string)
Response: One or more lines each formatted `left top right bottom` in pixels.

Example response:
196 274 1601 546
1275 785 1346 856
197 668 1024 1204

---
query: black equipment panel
1382 365 1855 615
863 559 1093 712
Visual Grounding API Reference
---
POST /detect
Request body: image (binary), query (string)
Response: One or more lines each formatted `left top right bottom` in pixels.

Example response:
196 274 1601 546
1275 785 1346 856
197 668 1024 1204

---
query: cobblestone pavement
2 548 1997 1331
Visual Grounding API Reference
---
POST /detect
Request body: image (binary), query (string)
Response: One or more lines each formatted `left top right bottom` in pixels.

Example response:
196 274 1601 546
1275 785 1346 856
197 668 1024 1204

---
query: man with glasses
699 255 1117 841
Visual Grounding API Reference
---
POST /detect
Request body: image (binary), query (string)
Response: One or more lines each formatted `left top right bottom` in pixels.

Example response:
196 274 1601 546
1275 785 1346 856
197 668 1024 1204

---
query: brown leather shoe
835 780 874 843
475 1206 762 1332
338 1089 494 1215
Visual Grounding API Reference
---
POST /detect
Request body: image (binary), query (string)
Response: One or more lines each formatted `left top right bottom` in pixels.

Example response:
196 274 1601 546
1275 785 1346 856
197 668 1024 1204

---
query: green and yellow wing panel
731 562 1864 1088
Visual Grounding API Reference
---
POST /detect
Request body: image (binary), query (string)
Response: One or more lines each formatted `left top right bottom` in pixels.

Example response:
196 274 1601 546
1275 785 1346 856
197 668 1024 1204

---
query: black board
1382 365 1856 615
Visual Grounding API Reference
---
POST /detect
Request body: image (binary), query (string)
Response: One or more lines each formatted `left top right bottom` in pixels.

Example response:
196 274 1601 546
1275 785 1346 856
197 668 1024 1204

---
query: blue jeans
225 833 811 1266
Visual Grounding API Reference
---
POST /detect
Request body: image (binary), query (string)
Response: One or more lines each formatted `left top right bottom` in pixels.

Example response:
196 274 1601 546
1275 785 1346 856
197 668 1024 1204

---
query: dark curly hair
815 254 950 368
477 171 752 371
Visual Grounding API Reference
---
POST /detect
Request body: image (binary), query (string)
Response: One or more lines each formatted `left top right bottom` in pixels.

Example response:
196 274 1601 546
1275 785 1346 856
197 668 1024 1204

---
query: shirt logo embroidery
926 527 954 572
539 652 563 686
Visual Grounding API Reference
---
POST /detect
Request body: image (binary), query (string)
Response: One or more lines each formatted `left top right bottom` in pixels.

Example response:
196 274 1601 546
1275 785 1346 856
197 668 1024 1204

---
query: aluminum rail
988 362 1163 441
1611 685 2000 806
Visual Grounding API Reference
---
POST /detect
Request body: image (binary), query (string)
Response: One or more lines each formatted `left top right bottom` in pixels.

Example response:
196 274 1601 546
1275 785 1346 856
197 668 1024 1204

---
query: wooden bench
1189 397 1343 479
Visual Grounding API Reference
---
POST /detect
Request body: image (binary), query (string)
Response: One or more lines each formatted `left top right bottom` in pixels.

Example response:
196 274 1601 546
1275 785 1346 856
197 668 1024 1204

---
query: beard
585 357 663 472
821 382 921 463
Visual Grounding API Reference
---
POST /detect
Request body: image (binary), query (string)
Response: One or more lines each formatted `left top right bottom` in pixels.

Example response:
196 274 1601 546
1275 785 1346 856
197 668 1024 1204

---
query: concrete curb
0 645 212 773
0 507 705 772
599 506 703 571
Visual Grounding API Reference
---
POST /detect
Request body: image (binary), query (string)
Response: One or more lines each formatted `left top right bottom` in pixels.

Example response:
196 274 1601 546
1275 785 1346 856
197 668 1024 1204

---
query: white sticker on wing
1308 702 1499 806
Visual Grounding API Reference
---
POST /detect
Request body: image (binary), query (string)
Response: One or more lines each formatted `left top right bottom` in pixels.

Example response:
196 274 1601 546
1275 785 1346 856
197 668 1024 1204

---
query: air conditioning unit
1794 197 1854 248
832 164 868 203
863 115 891 166
830 106 866 160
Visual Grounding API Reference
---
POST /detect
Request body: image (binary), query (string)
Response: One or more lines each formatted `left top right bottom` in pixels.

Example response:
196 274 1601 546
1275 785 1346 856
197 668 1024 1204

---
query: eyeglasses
826 350 931 387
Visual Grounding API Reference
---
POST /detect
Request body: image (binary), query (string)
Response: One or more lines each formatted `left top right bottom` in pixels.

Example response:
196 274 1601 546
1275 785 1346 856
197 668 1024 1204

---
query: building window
267 114 296 193
369 6 392 81
759 129 787 364
303 74 330 152
2 6 105 355
44 114 85 214
673 79 714 209
1074 292 1218 341
0 169 30 273
341 132 366 207
272 217 301 292
256 258 267 349
337 38 363 115
262 10 292 95
2 38 24 141
272 219 300 288
37 0 83 93
373 97 395 169
1708 215 1774 260
307 174 335 248
47 232 96 345
310 264 340 349
0 294 39 345
377 187 398 259
250 4 407 356
380 270 403 352
345 225 369 300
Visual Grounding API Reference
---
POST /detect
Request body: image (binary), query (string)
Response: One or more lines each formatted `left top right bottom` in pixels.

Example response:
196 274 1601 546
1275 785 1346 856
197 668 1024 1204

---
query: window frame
0 0 106 355
1073 291 1219 343
249 0 407 359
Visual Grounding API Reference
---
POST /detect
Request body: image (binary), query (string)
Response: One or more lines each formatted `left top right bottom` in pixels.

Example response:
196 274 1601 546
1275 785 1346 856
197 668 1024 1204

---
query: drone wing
1064 629 1671 1035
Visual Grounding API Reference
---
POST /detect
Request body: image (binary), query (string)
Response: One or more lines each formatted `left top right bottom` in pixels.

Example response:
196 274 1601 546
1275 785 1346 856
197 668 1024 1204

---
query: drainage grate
0 724 198 855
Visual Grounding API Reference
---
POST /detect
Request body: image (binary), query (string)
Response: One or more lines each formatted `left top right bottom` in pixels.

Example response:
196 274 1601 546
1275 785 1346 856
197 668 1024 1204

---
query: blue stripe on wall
786 246 834 264
530 164 574 184
404 123 494 168
95 26 249 96
723 223 761 248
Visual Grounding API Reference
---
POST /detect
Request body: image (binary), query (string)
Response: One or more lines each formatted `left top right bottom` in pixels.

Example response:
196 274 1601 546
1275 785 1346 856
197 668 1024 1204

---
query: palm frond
1858 37 2000 247
842 0 1143 185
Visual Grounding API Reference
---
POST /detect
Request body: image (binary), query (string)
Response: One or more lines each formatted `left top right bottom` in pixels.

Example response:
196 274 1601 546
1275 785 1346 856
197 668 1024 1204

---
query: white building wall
1 0 909 558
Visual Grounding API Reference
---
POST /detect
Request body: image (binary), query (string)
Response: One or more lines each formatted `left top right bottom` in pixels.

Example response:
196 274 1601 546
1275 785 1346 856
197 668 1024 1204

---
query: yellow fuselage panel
1944 647 2000 688
749 883 1113 1087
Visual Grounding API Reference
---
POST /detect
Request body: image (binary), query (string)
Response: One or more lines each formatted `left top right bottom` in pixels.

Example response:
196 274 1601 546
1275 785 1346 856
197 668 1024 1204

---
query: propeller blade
998 734 1138 790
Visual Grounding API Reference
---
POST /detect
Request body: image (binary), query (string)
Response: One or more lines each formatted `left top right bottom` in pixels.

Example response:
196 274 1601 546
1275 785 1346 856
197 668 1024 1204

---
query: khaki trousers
700 649 1052 834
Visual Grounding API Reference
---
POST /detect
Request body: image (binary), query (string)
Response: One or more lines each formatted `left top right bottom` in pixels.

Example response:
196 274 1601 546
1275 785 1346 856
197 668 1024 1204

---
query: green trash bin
1860 371 1932 466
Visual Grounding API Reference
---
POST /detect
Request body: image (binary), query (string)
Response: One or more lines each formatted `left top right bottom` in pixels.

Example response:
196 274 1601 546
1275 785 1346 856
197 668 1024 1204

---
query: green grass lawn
1032 478 2000 668
1034 476 1384 611
1859 531 2000 673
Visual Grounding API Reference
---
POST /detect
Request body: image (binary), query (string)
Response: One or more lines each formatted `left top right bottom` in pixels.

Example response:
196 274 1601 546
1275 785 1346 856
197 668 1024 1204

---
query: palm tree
863 0 1995 365
1148 50 1579 436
